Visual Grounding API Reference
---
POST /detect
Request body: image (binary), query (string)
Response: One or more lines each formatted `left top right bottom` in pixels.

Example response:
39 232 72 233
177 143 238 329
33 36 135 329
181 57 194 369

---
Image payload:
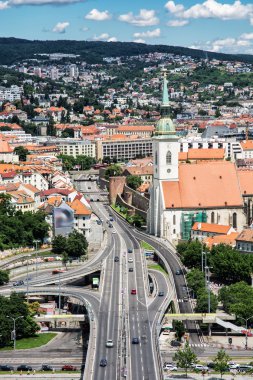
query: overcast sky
1 0 253 54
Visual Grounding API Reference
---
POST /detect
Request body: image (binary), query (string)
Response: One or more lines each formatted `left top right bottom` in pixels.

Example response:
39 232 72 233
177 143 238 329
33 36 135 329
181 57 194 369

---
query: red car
131 289 137 295
62 365 77 371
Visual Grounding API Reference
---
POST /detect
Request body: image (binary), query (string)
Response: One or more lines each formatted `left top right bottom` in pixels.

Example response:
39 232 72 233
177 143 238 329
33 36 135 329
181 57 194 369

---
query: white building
59 140 96 158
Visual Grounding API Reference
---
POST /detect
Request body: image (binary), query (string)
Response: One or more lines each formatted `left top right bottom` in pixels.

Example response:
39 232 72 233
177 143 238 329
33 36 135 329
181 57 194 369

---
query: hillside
0 38 252 65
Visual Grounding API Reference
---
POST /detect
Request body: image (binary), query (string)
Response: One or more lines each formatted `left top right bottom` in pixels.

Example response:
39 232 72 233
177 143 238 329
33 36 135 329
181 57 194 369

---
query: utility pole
7 316 24 350
33 240 40 278
240 315 253 350
58 272 61 314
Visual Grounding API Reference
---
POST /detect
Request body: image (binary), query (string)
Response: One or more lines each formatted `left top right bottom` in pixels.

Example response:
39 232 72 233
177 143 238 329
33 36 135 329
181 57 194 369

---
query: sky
0 0 253 55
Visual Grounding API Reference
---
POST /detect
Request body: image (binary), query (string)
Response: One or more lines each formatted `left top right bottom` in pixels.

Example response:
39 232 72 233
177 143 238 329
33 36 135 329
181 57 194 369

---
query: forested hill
0 37 252 65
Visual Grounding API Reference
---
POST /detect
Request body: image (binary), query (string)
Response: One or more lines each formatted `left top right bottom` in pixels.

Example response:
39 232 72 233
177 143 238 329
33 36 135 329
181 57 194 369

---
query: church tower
148 70 180 236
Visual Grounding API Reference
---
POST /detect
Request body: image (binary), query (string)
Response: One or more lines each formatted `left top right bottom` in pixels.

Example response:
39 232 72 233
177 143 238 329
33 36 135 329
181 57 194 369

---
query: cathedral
148 71 247 243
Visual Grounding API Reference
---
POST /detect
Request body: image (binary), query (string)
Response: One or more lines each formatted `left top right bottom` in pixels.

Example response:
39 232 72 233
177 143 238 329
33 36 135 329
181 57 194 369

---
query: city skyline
0 0 253 55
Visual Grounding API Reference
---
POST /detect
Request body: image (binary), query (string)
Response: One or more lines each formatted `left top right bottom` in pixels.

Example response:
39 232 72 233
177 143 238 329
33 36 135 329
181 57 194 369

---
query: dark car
171 340 181 347
0 365 14 371
158 291 164 297
207 362 215 369
17 365 33 371
129 267 134 272
128 249 133 253
175 269 182 275
114 256 119 262
41 364 53 371
13 280 24 287
62 364 77 371
100 359 107 367
132 337 140 344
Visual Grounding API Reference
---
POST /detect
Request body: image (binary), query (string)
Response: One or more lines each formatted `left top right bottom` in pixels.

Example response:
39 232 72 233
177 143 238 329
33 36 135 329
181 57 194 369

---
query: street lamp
7 316 24 350
33 240 40 278
239 315 253 350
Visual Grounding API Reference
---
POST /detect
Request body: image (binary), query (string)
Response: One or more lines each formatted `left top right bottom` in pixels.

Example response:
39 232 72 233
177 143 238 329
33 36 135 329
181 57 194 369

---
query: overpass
165 313 235 323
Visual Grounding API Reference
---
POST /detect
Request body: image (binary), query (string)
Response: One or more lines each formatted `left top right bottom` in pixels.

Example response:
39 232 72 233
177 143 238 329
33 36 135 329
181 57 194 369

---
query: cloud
0 1 8 8
133 39 146 43
85 8 111 21
119 9 159 27
81 26 89 32
190 35 253 54
165 0 253 22
52 21 69 33
240 33 253 40
167 19 189 26
133 28 160 38
8 0 81 4
93 33 117 42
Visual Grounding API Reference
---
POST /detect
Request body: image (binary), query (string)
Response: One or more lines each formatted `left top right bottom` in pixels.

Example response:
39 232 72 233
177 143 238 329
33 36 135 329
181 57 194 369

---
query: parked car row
0 364 78 372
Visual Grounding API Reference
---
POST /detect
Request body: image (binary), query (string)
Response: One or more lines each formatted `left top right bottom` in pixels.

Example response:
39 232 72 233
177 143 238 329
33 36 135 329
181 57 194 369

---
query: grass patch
111 204 127 219
141 240 154 251
0 333 57 350
148 263 168 275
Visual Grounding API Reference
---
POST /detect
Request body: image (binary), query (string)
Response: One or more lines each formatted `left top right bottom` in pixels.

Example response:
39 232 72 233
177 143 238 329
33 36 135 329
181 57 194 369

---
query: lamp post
33 240 40 278
7 316 24 350
239 315 253 350
58 272 61 315
26 254 31 303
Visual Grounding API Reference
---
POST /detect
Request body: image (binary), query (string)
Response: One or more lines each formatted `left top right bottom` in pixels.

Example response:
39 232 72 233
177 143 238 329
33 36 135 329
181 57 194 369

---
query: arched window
166 150 172 165
173 215 176 225
155 151 158 165
211 212 215 224
233 212 237 229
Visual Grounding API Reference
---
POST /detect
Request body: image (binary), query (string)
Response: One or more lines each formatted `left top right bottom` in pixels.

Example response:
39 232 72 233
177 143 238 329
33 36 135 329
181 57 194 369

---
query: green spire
162 70 170 106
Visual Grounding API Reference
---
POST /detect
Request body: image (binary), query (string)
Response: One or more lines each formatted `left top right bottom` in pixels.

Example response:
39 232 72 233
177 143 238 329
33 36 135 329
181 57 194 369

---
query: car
88 186 91 190
106 339 114 348
132 337 139 344
129 267 134 272
109 217 114 222
128 249 133 253
41 364 53 371
0 365 14 371
158 291 164 297
114 256 119 262
108 223 113 228
99 359 107 367
131 289 137 295
112 230 117 234
183 296 188 302
229 363 239 369
17 365 33 371
128 257 133 263
13 280 24 287
238 365 253 372
170 340 181 347
62 364 77 371
175 269 182 275
97 220 102 225
96 198 100 202
192 364 209 371
207 362 216 369
90 198 94 202
163 364 178 371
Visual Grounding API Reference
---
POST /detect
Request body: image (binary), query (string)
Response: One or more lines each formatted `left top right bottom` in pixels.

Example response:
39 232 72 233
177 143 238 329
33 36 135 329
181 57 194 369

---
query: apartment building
59 140 96 158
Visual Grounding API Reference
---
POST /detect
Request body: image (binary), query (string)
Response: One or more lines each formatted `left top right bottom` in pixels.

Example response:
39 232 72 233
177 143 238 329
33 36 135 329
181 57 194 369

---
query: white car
128 257 133 263
112 230 117 234
106 339 114 348
192 364 208 371
163 364 177 371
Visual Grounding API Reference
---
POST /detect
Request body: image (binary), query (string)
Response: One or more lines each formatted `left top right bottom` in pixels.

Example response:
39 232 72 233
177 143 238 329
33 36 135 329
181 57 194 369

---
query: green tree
195 289 218 313
173 342 197 378
215 108 221 118
62 251 69 269
180 240 202 269
186 269 205 296
126 175 143 190
14 146 29 161
172 320 185 341
105 164 123 179
61 128 74 138
219 282 253 321
52 235 67 255
0 270 9 285
214 349 230 378
66 230 88 258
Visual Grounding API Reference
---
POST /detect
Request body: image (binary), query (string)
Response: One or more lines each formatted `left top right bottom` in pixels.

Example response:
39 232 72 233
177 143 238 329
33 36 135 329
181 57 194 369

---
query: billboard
53 203 74 236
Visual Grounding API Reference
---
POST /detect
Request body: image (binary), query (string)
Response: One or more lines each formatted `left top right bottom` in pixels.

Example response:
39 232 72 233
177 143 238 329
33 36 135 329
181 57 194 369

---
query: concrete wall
123 185 149 213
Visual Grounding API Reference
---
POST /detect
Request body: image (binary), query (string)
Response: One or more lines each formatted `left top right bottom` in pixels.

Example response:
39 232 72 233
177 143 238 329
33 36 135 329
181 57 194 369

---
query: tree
14 146 29 161
173 320 185 341
214 349 230 378
52 235 67 255
102 156 112 165
126 175 143 190
105 164 123 179
186 269 205 296
62 251 69 269
180 240 202 269
65 230 88 258
0 270 9 285
215 108 221 118
173 342 197 378
27 301 40 316
61 128 74 138
195 289 218 313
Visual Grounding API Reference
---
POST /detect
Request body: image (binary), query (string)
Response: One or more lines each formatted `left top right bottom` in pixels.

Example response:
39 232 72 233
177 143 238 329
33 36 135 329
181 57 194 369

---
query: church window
173 215 176 225
211 212 215 224
233 212 237 229
166 150 172 165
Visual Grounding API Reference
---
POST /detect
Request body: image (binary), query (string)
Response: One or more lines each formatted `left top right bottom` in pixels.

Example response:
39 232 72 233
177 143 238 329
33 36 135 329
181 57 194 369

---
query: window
166 150 172 165
155 151 158 165
211 212 215 224
173 215 176 225
232 212 237 229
